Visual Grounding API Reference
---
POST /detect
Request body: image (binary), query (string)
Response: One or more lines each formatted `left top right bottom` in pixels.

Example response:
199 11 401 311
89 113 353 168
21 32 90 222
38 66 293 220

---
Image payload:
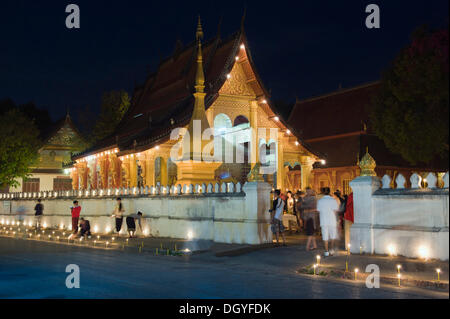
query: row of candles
0 226 120 249
311 244 443 285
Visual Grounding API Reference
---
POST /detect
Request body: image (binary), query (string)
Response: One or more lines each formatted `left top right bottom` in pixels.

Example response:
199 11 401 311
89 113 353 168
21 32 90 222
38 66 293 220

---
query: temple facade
69 19 323 192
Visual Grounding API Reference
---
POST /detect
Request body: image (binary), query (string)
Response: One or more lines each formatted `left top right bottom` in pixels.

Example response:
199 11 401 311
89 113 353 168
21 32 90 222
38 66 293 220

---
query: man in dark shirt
34 199 43 229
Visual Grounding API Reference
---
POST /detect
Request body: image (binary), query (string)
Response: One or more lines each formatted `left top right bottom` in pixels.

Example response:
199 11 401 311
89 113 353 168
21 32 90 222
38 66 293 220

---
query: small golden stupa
358 147 377 177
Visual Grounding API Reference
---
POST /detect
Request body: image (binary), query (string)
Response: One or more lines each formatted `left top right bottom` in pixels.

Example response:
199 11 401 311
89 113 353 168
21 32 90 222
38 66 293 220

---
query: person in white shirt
317 187 339 256
270 189 286 246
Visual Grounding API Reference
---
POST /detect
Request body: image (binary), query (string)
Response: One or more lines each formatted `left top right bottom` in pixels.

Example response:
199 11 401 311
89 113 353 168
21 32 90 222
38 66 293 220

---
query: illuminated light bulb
235 56 239 61
274 116 279 121
295 141 299 146
226 74 231 79
155 146 160 150
418 246 429 260
387 244 396 256
262 99 267 104
240 43 245 49
320 159 326 165
286 129 291 135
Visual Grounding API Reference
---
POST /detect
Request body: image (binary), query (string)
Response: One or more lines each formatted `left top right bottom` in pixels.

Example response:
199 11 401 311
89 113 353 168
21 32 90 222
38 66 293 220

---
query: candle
347 243 351 255
313 264 317 275
436 269 441 282
354 268 359 280
397 274 401 287
397 264 401 274
316 255 321 266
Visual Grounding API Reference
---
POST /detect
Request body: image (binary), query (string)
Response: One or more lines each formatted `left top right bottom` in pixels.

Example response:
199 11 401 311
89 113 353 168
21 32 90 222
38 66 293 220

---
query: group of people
269 187 354 257
33 197 145 239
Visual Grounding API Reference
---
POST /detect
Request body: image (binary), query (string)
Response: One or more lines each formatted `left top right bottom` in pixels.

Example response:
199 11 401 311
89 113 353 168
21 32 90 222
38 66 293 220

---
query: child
79 218 91 238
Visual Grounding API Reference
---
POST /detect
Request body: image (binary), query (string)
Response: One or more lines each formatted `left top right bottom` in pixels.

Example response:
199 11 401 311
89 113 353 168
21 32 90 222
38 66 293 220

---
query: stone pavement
1 225 448 293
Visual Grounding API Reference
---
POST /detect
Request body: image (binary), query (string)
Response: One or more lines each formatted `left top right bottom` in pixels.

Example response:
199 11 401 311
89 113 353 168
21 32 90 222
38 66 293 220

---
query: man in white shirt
317 187 339 256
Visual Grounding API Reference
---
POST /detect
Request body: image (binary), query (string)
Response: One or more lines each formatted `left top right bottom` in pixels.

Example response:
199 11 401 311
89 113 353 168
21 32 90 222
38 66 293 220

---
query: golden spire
182 16 211 161
195 16 205 93
358 147 377 176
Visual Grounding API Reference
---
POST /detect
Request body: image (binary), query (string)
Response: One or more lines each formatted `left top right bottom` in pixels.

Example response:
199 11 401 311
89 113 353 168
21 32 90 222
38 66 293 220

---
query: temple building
69 19 324 191
288 82 448 194
9 113 84 193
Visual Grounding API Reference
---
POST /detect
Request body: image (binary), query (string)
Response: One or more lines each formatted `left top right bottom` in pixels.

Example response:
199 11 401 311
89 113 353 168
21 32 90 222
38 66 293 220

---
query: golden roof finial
195 15 205 93
358 147 377 176
196 15 204 40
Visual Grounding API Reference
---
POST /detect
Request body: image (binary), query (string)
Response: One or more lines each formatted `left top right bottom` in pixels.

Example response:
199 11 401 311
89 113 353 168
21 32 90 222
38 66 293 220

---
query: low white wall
350 173 449 260
0 182 273 245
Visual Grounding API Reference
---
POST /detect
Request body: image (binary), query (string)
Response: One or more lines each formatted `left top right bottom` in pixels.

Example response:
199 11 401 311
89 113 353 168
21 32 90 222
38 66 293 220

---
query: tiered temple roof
73 26 320 160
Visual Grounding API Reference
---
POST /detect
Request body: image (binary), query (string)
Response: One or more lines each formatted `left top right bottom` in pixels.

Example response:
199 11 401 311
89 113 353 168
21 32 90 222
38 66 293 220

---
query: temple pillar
276 137 284 191
300 157 314 190
70 168 79 190
129 154 138 187
145 153 155 186
249 100 259 167
160 157 168 186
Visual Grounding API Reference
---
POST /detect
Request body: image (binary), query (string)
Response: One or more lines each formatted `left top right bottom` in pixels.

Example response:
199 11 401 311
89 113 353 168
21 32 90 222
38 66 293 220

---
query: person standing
317 187 339 257
302 188 318 251
295 191 305 232
343 193 354 249
112 197 125 234
70 200 81 235
34 199 44 229
270 189 286 246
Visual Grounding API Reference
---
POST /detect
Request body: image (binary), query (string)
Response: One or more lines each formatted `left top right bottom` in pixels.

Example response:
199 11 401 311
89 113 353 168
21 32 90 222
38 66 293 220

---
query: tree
91 90 130 143
369 27 449 165
0 109 41 188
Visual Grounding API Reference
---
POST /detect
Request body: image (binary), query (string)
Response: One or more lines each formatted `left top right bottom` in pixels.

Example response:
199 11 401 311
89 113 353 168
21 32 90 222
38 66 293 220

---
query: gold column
276 137 284 191
129 154 138 187
300 157 314 190
249 100 259 166
160 156 168 186
145 153 155 186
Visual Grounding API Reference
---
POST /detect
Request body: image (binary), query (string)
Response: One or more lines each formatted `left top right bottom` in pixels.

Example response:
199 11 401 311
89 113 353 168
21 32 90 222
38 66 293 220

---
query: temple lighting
227 73 231 79
240 43 245 49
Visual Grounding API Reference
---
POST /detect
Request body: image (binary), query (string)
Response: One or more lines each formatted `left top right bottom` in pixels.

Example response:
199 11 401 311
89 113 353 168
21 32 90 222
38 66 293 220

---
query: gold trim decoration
358 147 376 177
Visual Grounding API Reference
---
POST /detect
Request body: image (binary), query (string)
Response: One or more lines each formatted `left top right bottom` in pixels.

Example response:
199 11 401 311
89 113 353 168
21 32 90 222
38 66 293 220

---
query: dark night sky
0 0 448 122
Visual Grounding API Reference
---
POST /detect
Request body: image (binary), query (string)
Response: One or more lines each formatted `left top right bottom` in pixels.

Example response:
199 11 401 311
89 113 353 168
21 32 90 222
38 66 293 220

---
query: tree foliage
369 27 449 165
90 90 130 144
0 109 41 187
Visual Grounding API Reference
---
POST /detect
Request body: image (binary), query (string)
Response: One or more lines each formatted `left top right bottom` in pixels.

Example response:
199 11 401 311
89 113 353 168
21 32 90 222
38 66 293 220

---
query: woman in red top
71 200 81 234
343 193 354 248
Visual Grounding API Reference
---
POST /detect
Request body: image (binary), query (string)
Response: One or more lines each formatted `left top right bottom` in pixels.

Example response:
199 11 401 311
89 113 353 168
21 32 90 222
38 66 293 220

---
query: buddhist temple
69 18 324 192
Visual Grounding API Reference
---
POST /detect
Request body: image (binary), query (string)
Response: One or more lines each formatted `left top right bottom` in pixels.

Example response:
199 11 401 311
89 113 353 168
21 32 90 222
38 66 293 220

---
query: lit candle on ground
397 274 401 287
354 268 359 280
397 264 402 274
313 264 318 275
436 269 441 282
106 241 109 248
347 243 351 255
316 255 321 266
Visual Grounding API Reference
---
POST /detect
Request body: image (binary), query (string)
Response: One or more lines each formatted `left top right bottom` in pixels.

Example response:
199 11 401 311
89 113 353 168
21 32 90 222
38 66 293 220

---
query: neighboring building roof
289 82 448 171
73 26 322 160
40 113 84 150
288 81 381 140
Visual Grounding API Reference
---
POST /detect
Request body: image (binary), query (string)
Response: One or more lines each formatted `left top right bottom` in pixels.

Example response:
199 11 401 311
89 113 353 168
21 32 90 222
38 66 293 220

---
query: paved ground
0 237 448 299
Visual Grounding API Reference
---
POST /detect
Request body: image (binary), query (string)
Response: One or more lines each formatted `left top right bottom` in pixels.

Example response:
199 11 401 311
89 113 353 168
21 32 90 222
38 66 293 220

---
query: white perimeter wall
0 182 273 245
